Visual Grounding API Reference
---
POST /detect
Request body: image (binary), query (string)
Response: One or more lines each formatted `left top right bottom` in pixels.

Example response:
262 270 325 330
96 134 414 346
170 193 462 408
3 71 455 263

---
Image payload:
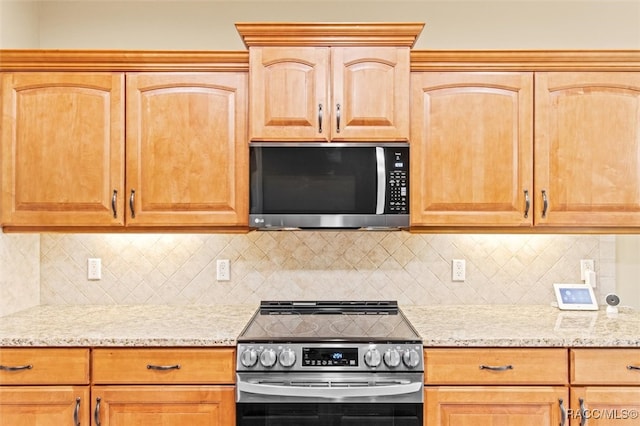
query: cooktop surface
237 301 422 343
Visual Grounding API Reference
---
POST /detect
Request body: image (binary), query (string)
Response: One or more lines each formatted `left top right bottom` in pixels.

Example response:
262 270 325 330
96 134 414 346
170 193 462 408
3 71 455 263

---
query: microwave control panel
387 148 409 214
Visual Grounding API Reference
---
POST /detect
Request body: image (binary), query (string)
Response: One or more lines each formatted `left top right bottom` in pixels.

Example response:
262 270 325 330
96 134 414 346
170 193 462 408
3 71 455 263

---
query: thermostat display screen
559 288 593 304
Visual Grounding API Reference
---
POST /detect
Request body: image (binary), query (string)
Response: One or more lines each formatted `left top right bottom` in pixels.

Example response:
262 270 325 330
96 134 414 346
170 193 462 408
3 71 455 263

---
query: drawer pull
479 364 513 371
147 363 181 371
73 397 80 426
579 397 587 426
94 397 101 426
559 398 567 426
0 364 33 371
628 365 640 371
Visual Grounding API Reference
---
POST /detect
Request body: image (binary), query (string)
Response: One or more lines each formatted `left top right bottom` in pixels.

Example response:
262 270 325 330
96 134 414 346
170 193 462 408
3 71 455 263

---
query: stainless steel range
236 301 424 426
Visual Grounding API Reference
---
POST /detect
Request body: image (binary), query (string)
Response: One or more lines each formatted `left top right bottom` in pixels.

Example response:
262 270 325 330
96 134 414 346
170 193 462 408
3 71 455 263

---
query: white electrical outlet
216 259 230 281
452 259 466 282
87 258 101 280
580 259 595 281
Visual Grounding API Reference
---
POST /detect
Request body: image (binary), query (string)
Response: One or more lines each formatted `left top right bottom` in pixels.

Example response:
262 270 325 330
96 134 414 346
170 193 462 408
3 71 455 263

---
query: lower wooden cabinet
0 348 91 425
91 385 235 426
425 386 569 426
569 349 640 425
570 387 640 426
91 347 236 426
0 386 90 425
424 348 569 426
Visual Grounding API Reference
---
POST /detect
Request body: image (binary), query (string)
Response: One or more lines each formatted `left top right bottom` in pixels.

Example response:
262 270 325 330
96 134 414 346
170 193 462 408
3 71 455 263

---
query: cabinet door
535 72 640 227
411 72 534 226
126 73 248 227
249 47 329 141
1 72 125 226
570 387 640 425
92 385 235 426
332 47 410 141
0 386 90 426
425 386 568 426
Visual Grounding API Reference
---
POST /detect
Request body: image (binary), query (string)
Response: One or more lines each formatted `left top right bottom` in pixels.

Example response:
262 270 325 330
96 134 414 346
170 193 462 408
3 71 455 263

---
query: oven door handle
237 380 422 399
375 147 386 215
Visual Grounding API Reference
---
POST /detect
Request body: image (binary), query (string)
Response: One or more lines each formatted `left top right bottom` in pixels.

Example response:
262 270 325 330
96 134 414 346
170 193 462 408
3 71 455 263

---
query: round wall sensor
606 293 620 306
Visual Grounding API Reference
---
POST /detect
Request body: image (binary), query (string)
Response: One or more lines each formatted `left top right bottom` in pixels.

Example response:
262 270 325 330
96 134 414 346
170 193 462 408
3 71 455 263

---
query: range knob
279 348 296 368
384 348 401 368
364 348 381 368
402 349 421 369
240 348 258 368
260 348 277 368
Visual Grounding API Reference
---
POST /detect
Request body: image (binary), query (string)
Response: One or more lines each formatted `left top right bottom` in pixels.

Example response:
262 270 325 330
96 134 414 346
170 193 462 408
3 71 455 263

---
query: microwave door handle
375 147 386 215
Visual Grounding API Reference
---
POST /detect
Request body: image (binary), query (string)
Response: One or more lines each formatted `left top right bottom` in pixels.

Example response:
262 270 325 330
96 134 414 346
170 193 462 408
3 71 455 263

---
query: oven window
250 146 377 214
237 403 422 426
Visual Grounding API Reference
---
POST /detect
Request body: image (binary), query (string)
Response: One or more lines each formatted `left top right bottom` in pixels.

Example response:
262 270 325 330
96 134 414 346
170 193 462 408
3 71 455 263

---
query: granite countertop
0 305 257 347
0 304 639 347
402 305 640 347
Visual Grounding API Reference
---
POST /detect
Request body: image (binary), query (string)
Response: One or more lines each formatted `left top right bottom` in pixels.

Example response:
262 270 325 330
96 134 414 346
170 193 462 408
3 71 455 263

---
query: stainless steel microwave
249 143 409 229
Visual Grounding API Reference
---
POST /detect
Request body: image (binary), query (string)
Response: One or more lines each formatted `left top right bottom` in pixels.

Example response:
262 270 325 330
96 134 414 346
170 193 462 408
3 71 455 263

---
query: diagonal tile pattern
38 232 614 306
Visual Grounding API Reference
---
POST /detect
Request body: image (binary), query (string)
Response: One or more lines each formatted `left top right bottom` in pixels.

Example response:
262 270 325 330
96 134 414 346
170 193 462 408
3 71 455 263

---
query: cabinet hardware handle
559 398 567 426
129 189 136 219
147 364 181 371
111 189 118 218
0 364 33 371
73 397 81 426
524 189 530 218
579 397 587 426
94 397 101 426
541 190 548 218
336 103 341 133
318 103 323 133
628 365 640 371
479 364 513 371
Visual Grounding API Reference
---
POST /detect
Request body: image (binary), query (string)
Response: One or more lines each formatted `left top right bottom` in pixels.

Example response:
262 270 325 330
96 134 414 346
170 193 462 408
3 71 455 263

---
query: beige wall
1 1 639 49
617 236 640 308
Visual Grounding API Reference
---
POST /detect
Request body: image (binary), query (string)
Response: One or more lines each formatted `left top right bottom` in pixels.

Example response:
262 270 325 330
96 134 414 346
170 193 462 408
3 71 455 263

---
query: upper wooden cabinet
410 52 640 230
1 53 249 231
237 22 423 142
126 72 248 227
535 72 640 227
411 71 534 227
1 72 125 227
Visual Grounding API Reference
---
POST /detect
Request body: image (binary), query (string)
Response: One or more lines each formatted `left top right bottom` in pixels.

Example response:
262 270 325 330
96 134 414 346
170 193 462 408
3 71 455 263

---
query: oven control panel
237 343 423 372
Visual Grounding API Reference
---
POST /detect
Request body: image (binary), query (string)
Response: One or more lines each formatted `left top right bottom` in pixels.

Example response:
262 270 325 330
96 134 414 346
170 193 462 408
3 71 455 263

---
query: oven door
236 372 423 426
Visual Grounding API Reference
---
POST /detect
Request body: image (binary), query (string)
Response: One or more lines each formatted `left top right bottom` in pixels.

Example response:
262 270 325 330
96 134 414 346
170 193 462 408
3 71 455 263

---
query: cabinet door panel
126 73 248 226
535 72 640 226
570 387 640 426
332 47 410 140
92 385 235 426
250 47 329 141
0 386 89 426
1 72 125 226
425 386 568 426
411 72 533 226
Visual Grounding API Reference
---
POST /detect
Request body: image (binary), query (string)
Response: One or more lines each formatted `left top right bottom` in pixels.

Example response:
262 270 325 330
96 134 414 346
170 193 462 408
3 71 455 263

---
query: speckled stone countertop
0 305 257 347
0 304 638 347
402 305 640 347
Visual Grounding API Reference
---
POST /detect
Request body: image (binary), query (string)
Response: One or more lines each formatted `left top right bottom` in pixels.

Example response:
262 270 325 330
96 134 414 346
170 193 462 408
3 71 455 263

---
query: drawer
0 348 90 385
424 348 568 385
571 348 640 385
92 348 235 384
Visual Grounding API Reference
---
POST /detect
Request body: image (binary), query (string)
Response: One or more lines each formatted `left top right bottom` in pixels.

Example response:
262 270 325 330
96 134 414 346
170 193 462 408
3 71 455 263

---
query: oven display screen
302 347 358 367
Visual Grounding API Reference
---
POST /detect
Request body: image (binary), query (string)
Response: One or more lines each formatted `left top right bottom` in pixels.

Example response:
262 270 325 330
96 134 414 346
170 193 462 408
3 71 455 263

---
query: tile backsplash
0 233 39 317
38 232 614 306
